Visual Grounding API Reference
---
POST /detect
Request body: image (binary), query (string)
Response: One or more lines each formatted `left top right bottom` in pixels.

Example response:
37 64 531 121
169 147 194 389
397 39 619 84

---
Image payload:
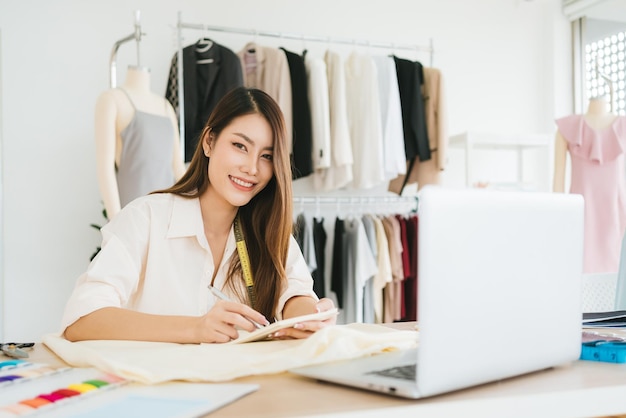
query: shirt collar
167 195 204 239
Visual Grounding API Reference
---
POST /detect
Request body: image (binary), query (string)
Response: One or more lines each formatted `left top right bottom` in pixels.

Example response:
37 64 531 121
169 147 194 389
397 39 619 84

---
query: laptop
290 186 584 399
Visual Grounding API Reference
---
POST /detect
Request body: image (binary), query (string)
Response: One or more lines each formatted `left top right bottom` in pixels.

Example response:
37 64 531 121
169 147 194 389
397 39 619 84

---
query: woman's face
203 113 275 208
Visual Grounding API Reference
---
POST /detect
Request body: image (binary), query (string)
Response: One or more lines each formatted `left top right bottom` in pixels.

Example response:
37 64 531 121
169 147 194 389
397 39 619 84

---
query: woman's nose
242 155 258 175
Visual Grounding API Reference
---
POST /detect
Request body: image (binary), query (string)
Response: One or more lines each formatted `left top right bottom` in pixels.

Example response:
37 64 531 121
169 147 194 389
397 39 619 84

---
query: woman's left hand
271 297 337 340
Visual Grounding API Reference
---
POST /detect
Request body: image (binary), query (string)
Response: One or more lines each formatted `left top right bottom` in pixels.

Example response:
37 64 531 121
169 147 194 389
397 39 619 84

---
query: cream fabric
43 324 417 384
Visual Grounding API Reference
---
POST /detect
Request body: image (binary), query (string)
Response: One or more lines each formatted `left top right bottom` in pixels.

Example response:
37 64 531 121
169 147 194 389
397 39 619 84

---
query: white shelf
449 131 554 191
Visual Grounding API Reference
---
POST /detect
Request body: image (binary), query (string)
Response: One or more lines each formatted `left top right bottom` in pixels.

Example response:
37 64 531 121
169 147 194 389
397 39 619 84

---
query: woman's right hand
197 300 269 343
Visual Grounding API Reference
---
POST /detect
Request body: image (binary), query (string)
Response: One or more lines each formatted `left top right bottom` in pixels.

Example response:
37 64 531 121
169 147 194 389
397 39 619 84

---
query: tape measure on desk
580 341 626 363
233 213 257 310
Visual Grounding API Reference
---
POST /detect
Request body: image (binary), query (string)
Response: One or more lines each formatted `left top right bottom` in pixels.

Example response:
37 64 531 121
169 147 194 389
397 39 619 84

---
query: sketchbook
229 308 339 344
582 310 626 328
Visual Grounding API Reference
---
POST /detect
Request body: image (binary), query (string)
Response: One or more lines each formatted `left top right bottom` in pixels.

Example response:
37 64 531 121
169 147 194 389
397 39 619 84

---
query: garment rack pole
175 11 434 159
293 196 418 204
177 22 433 60
293 195 419 214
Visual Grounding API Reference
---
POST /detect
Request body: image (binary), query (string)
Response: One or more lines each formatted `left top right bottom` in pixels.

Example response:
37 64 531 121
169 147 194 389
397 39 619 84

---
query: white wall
0 0 570 341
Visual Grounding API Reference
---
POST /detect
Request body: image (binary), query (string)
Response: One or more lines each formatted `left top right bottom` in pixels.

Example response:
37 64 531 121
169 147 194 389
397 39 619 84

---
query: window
584 20 626 115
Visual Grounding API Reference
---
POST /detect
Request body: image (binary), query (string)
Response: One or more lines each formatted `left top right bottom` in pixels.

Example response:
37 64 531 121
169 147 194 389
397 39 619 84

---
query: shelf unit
449 131 554 192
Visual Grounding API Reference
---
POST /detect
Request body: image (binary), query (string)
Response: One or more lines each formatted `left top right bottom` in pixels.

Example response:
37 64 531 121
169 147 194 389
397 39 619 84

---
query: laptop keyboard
367 364 416 381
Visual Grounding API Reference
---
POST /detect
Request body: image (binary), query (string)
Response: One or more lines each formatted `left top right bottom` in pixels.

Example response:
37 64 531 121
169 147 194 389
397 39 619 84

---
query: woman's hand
272 297 337 340
197 300 269 343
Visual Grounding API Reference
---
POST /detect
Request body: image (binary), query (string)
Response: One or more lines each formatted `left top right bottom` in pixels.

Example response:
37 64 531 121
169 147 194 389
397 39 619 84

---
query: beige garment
389 67 447 193
381 216 404 322
238 43 293 154
371 216 393 324
43 323 417 384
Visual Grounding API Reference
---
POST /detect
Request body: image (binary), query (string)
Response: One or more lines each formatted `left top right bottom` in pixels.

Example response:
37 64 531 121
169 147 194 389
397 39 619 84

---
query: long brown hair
156 87 293 320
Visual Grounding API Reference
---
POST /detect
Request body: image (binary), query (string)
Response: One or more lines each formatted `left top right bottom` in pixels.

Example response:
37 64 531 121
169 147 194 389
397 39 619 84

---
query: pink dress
556 115 626 273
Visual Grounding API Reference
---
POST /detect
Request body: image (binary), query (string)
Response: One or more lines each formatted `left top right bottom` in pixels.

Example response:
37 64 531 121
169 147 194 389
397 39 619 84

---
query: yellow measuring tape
233 213 257 309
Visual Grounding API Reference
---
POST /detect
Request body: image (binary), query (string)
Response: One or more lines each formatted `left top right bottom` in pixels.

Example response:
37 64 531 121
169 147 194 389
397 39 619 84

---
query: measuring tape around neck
233 213 257 309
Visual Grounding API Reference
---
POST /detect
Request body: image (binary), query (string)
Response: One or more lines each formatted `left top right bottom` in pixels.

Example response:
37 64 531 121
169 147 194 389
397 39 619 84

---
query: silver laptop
290 186 584 399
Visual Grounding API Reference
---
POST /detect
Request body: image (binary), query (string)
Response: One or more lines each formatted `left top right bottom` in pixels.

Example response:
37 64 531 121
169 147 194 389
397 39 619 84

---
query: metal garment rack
109 10 145 88
175 11 434 158
293 195 419 215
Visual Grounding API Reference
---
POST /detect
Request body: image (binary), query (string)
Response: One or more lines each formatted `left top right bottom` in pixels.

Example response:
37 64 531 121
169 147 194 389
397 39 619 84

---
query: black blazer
280 48 313 179
166 40 244 162
393 56 431 163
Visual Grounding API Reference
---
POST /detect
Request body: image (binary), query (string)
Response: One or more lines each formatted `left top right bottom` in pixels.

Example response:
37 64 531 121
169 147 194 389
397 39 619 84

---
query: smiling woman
61 87 337 344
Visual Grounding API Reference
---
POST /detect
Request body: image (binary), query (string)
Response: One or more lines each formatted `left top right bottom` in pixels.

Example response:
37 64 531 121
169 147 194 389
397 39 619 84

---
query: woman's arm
64 300 269 344
273 296 337 339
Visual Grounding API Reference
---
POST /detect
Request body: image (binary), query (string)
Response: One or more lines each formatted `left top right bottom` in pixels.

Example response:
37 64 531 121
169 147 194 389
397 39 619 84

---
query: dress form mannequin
553 96 616 192
552 96 626 274
94 65 185 218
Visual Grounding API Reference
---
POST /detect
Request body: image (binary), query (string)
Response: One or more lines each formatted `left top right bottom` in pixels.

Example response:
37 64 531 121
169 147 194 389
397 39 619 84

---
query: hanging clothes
369 215 393 324
312 217 327 299
305 54 332 184
293 213 317 274
116 89 176 208
382 215 405 322
319 50 354 191
555 115 626 273
373 55 407 181
393 57 430 164
165 39 243 162
342 217 378 324
389 67 448 193
238 42 293 156
361 215 378 323
330 218 346 310
280 48 313 180
403 214 418 322
344 52 386 189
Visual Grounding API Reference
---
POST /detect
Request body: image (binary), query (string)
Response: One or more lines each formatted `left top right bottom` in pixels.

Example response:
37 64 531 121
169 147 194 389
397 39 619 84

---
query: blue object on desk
580 341 626 363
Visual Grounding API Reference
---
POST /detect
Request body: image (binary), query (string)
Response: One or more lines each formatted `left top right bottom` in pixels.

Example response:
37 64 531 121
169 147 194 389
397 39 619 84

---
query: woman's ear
202 129 213 157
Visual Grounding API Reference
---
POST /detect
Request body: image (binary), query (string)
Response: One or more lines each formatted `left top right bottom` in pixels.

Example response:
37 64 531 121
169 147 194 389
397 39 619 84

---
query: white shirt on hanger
305 55 332 175
321 50 353 191
373 55 407 180
345 51 386 189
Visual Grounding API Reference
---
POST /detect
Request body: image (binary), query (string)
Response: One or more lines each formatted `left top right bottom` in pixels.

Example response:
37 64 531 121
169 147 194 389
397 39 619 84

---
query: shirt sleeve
60 204 149 331
275 235 319 320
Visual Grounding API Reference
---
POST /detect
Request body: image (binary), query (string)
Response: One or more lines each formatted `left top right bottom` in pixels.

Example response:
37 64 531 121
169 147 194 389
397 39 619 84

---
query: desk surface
9 330 626 418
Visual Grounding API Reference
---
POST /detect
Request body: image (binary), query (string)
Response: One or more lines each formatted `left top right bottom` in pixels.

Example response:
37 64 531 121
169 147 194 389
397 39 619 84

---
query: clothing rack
109 10 145 88
175 11 435 155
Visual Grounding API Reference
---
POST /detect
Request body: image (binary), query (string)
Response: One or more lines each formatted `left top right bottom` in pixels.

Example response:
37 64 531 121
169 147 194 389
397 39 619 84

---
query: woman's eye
233 142 246 150
262 154 273 161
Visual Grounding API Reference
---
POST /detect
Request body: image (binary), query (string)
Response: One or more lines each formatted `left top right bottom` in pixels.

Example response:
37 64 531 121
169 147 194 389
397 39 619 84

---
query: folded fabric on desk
43 323 417 384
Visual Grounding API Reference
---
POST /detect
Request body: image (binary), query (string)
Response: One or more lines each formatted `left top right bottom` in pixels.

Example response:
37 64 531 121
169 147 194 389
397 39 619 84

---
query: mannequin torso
552 97 626 274
552 97 616 193
94 66 185 218
583 97 617 130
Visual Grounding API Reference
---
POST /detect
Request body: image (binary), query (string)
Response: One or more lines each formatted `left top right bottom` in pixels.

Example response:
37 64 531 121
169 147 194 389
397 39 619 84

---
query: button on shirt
61 193 317 330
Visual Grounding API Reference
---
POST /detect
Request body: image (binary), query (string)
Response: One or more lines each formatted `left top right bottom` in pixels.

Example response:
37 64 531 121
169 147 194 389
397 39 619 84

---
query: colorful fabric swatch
0 363 126 416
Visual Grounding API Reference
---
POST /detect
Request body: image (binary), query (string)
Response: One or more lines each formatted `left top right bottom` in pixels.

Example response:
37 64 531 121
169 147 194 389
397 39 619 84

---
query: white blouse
61 193 317 330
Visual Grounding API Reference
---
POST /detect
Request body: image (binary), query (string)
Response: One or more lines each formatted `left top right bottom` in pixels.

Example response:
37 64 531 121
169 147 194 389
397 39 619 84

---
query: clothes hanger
195 26 215 64
195 26 214 54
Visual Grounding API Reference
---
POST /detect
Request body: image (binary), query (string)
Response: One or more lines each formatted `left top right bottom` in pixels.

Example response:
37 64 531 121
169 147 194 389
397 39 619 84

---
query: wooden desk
7 337 626 418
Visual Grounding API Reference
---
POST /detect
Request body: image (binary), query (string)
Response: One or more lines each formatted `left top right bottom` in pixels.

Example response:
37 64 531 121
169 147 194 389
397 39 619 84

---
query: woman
63 87 336 343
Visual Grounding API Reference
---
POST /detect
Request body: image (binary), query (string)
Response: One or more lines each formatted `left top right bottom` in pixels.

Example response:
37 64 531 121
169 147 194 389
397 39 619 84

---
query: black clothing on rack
280 48 313 180
165 39 244 162
393 56 431 164
312 217 327 298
